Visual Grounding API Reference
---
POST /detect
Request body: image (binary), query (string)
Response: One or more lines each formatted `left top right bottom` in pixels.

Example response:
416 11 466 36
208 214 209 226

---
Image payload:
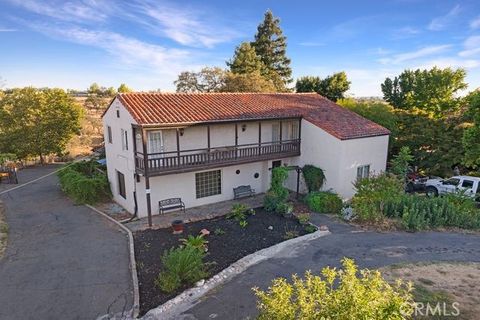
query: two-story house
102 92 390 225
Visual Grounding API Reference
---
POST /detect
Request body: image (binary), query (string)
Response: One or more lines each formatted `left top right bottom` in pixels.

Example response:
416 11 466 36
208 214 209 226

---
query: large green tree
0 87 83 163
227 42 265 75
462 90 480 169
174 67 226 93
296 72 351 102
118 83 132 93
381 67 467 116
251 10 292 91
222 72 276 93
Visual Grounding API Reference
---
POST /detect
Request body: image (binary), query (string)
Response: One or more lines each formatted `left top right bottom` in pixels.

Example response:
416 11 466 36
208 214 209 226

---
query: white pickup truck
425 175 480 201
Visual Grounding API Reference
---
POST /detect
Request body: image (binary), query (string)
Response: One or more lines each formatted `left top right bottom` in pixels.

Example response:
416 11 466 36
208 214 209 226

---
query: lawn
134 207 312 316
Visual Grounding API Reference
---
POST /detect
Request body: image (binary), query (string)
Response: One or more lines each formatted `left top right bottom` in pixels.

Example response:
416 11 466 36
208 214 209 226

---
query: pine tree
227 42 264 74
251 10 292 91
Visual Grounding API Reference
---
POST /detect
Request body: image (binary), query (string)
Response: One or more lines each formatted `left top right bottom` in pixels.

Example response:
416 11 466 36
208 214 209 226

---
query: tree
381 67 467 116
174 67 226 93
390 146 414 183
251 10 292 91
0 87 83 163
296 72 351 101
462 90 480 169
118 83 132 93
227 42 264 75
222 72 276 93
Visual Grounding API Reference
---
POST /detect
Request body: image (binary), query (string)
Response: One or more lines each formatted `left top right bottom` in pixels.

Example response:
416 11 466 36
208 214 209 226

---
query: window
443 178 460 186
357 165 370 180
272 160 282 168
287 121 299 140
121 129 128 150
195 170 221 198
148 131 163 156
117 171 126 199
116 109 120 118
272 123 280 142
107 126 112 144
461 180 474 189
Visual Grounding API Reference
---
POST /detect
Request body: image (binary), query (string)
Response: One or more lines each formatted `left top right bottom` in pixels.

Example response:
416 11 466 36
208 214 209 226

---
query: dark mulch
134 208 309 316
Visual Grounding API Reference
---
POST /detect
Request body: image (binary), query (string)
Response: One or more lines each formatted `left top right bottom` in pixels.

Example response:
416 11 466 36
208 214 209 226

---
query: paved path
0 165 133 320
179 214 480 320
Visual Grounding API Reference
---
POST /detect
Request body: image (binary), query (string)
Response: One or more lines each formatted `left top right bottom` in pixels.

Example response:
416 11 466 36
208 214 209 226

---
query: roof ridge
118 92 319 96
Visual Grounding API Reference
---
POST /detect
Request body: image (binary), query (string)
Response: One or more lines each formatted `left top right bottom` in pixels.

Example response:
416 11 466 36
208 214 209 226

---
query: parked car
405 168 428 193
425 175 480 201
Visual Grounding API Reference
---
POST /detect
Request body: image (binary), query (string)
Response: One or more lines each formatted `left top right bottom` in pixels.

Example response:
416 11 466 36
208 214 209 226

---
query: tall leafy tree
381 67 467 116
174 67 226 93
227 42 265 75
118 83 132 93
462 90 480 169
0 87 83 163
222 72 276 93
296 72 350 101
251 10 292 91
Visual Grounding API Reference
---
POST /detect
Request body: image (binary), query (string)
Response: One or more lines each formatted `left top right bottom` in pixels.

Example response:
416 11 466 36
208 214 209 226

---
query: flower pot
171 220 184 234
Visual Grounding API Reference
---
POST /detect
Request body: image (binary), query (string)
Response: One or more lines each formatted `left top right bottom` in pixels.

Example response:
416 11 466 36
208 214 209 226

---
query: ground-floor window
356 164 370 180
195 170 221 198
117 170 126 199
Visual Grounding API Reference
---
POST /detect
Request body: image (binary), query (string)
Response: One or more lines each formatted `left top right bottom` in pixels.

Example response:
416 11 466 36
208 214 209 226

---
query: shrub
384 193 480 231
304 224 317 233
253 258 414 319
296 213 310 225
304 191 343 214
227 203 254 221
57 160 111 204
276 202 294 216
179 234 208 252
351 173 403 222
264 167 290 213
155 246 208 293
302 164 326 192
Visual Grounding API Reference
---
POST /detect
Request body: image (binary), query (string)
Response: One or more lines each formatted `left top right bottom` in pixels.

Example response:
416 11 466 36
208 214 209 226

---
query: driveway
180 214 480 320
0 165 133 320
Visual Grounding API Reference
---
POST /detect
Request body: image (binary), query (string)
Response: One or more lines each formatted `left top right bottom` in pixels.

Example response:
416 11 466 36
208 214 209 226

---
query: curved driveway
0 165 133 320
180 214 480 320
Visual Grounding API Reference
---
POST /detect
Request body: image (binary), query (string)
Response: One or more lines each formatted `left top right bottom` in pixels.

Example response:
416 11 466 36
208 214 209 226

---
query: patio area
124 193 265 232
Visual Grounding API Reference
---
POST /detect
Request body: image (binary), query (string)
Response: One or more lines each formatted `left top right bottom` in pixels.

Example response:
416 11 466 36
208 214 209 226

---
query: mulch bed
134 208 309 316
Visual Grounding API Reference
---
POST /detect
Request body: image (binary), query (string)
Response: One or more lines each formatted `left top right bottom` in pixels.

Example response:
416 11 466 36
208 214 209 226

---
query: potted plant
171 220 184 234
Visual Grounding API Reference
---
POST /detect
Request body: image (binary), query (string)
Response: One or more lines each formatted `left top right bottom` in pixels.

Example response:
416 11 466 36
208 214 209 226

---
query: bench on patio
159 198 186 215
233 185 255 199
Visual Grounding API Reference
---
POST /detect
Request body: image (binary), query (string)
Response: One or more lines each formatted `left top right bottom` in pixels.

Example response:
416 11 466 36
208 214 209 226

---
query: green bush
351 173 404 222
57 160 111 204
227 203 254 221
264 167 290 213
304 191 343 214
155 246 208 293
384 193 480 231
179 234 208 252
302 165 326 192
253 258 414 319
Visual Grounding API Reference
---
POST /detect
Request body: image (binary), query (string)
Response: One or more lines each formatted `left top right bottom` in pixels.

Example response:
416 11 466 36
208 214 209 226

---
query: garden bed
134 207 310 316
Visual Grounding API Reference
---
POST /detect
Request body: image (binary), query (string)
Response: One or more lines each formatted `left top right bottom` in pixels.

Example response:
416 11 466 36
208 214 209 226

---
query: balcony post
298 118 302 151
258 122 261 156
176 128 181 166
207 125 211 152
235 123 238 158
279 120 283 153
141 127 152 227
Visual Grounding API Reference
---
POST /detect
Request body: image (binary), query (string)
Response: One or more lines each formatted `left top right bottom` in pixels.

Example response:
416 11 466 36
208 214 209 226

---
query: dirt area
0 201 7 258
134 208 311 316
381 262 480 319
95 201 133 221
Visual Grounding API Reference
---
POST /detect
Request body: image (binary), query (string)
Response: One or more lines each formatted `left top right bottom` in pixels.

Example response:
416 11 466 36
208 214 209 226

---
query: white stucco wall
102 98 138 213
288 120 389 199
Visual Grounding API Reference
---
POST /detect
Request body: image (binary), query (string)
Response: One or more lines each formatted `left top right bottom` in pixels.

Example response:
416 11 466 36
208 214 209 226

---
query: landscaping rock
195 279 205 287
268 226 273 230
199 229 210 236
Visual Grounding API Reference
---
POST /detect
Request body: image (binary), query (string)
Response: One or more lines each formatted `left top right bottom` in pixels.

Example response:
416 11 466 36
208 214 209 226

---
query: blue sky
1 0 479 96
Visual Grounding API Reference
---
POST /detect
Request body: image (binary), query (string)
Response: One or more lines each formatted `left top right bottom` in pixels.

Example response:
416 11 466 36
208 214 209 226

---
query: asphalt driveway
180 214 480 320
0 165 133 320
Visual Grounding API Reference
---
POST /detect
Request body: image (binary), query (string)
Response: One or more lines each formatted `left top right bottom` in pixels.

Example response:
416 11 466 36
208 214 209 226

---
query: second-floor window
148 131 163 156
121 129 128 150
107 126 113 144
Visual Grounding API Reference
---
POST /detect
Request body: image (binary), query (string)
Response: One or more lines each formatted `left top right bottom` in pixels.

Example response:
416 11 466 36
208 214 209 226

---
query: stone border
141 228 330 320
86 205 140 319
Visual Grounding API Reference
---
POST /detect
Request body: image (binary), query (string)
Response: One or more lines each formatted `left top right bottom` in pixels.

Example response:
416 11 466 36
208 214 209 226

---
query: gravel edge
141 228 330 320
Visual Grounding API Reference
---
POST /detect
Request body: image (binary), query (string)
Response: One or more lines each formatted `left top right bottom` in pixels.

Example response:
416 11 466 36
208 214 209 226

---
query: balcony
135 139 301 176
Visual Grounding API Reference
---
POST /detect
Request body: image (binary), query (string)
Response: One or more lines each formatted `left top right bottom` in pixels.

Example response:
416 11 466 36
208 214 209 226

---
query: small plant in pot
171 219 184 234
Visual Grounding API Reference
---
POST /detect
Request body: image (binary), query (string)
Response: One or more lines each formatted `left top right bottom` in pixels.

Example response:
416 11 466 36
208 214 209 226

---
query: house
102 92 389 225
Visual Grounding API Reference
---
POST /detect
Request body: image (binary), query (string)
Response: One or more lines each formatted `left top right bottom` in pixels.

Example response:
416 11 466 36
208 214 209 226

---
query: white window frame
147 131 164 157
121 129 128 151
357 164 370 180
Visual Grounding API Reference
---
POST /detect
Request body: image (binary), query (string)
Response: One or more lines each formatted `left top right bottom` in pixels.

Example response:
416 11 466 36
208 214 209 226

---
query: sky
0 0 479 97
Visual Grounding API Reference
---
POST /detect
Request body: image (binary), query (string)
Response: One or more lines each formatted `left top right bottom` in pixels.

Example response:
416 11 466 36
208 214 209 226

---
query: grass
0 201 8 258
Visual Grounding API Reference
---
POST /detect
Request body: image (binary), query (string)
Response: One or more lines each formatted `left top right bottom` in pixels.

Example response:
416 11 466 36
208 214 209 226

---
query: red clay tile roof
114 92 390 140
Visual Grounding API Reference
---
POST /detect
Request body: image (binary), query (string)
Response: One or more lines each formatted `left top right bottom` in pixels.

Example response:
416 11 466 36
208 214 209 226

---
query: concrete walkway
0 165 133 320
179 214 480 320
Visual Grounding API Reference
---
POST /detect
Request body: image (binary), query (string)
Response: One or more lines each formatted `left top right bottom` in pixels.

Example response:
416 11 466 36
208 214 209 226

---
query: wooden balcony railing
135 139 300 176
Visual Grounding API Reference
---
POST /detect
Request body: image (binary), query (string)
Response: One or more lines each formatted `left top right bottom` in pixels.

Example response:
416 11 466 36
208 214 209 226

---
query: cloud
379 45 451 64
459 35 480 57
6 0 112 23
415 57 480 70
392 26 420 39
0 28 17 32
298 41 324 47
428 4 461 31
125 1 243 48
471 16 480 29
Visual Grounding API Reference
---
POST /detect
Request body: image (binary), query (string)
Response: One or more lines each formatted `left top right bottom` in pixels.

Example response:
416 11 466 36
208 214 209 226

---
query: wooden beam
141 127 152 227
298 118 302 141
176 128 181 158
235 123 238 146
258 122 262 146
207 125 211 151
279 120 283 144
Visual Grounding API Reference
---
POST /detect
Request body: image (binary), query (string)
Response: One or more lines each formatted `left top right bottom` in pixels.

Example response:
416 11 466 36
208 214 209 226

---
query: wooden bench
159 198 185 215
233 185 256 199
